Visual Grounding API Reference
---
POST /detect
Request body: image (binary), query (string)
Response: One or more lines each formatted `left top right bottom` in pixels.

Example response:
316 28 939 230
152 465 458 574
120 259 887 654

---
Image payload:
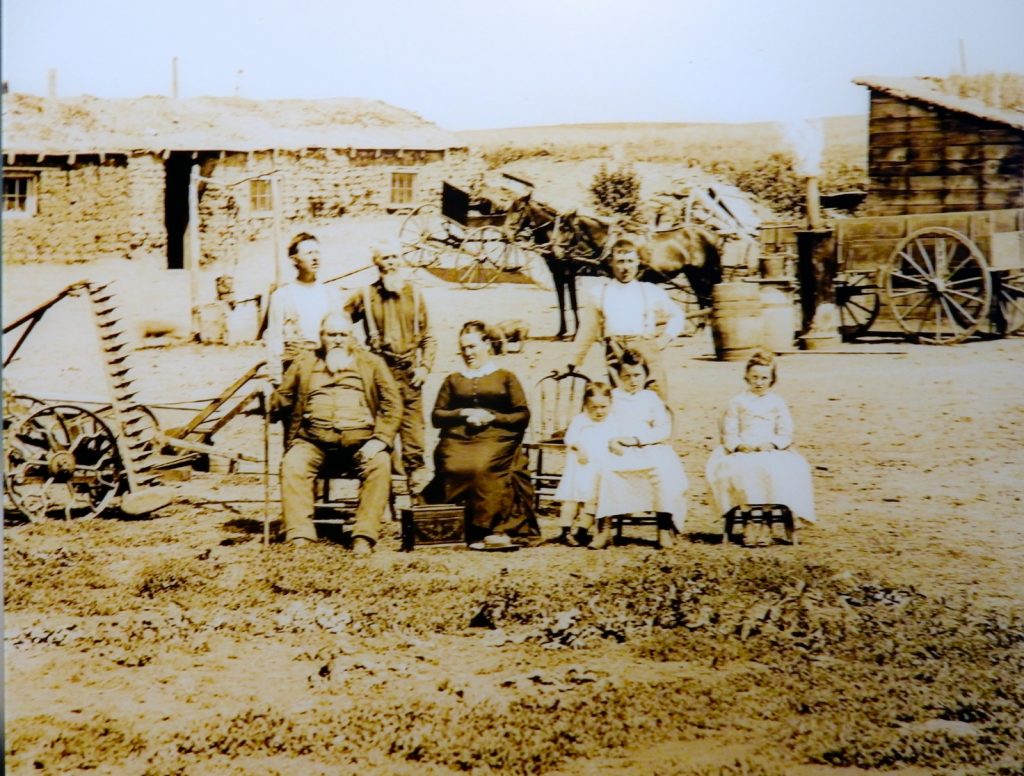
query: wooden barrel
759 285 796 353
711 282 762 361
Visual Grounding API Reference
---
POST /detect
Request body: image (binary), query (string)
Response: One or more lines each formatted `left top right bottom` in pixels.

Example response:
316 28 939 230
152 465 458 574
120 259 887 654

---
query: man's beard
325 346 354 374
379 270 407 295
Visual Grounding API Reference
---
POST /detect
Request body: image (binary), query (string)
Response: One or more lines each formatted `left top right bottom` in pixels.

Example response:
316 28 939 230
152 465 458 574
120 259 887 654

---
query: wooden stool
723 504 796 546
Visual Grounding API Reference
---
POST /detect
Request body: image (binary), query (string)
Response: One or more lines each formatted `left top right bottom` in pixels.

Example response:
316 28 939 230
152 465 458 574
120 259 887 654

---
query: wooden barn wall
864 91 1024 216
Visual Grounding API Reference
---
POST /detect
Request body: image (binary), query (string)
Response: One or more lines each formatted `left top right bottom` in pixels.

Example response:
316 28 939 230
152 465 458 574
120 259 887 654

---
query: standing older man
345 242 435 493
570 238 685 401
271 313 402 555
264 232 345 383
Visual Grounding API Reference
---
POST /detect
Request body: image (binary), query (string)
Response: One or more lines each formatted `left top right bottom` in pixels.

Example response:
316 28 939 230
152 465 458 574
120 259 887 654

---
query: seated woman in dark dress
425 321 538 546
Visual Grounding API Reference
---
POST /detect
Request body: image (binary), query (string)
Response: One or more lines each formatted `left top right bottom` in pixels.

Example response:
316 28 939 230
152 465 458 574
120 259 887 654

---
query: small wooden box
400 504 466 551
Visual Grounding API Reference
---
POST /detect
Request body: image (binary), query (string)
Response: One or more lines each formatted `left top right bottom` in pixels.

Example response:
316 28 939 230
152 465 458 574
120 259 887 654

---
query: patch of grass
5 714 146 772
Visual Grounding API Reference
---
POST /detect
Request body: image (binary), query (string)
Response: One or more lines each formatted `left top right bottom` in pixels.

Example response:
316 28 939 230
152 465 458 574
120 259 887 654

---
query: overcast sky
3 0 1023 129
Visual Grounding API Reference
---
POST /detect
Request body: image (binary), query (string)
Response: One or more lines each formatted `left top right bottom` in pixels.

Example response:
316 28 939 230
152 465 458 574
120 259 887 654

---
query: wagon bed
759 207 1024 343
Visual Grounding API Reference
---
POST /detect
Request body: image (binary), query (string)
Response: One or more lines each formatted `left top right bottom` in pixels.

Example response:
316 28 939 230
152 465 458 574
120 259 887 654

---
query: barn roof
854 76 1024 132
1 93 465 155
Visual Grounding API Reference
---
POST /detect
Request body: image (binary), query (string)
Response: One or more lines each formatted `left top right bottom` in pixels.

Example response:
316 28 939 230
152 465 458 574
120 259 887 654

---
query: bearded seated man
270 313 402 555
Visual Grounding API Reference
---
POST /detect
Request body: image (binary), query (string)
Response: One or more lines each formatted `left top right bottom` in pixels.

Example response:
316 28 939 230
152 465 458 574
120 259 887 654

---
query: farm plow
3 281 269 523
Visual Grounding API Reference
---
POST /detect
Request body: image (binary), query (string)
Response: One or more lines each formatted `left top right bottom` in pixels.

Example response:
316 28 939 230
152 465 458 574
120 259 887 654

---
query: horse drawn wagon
398 178 541 289
759 207 1024 343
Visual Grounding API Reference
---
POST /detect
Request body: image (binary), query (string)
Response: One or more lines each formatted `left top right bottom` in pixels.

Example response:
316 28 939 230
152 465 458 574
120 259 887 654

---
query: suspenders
600 281 653 335
361 284 423 366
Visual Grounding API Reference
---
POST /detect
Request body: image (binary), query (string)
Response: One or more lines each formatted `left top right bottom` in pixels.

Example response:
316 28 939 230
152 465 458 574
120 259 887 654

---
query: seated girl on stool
590 349 688 550
553 381 616 545
705 350 816 536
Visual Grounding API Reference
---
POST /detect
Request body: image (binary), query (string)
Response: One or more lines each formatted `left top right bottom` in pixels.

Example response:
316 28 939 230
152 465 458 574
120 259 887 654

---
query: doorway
164 152 192 269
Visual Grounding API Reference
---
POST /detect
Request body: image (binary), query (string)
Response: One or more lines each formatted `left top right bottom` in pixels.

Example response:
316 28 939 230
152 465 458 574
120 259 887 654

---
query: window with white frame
390 171 416 205
250 178 273 212
3 172 38 216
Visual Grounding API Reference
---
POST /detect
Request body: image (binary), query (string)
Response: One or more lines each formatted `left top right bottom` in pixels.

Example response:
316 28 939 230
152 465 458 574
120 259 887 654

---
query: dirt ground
4 259 1024 774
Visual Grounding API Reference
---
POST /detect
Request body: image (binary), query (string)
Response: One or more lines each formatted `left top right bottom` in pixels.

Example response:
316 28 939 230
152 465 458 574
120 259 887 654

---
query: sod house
1 94 478 270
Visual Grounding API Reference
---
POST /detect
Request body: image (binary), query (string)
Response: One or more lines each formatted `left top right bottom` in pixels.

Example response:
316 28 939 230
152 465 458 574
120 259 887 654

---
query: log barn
855 76 1024 216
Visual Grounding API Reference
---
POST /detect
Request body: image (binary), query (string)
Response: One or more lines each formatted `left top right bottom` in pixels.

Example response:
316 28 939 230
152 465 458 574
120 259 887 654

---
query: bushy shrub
589 164 641 217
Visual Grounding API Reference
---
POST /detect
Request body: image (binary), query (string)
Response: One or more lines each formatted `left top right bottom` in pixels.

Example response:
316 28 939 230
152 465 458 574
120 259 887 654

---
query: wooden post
270 150 283 289
188 162 202 337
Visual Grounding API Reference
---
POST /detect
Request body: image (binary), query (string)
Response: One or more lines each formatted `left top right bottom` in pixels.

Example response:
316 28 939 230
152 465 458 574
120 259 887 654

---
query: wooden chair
723 504 796 546
523 367 590 509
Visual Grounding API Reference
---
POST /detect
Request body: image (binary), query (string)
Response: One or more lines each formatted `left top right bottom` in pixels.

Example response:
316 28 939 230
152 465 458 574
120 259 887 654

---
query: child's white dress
704 390 816 522
553 412 617 505
595 388 689 532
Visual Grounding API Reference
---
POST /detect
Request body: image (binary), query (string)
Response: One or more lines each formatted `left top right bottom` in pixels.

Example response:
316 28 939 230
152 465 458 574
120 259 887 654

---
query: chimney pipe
805 176 822 230
47 69 58 98
172 57 179 98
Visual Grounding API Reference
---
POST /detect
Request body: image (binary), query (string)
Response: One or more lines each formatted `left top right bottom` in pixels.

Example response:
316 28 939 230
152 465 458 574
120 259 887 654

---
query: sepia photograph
3 0 1024 772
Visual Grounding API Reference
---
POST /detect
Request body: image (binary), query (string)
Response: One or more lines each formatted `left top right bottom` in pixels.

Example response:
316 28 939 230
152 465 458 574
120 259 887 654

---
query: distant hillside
458 116 868 217
457 115 866 168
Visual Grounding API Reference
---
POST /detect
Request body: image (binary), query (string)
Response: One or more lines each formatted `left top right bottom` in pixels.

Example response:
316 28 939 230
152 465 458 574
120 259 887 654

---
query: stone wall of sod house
193 147 486 266
2 154 150 263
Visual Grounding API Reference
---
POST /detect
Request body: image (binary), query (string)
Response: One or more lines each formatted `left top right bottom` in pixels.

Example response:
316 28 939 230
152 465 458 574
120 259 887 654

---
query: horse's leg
567 272 580 339
547 258 568 339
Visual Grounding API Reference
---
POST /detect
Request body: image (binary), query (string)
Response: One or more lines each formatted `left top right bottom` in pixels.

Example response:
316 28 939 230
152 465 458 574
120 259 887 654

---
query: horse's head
548 210 582 260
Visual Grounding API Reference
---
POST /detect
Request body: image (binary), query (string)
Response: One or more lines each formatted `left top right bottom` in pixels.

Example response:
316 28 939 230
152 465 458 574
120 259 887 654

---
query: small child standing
553 381 616 545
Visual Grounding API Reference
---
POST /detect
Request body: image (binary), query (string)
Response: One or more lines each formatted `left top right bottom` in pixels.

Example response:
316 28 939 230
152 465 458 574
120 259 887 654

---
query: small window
391 171 416 205
250 178 273 212
3 173 38 216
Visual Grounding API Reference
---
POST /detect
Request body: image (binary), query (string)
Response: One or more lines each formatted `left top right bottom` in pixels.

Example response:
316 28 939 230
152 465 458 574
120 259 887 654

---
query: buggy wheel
991 267 1024 336
399 204 462 268
661 273 705 336
884 227 992 345
4 404 123 522
456 227 506 290
836 271 880 341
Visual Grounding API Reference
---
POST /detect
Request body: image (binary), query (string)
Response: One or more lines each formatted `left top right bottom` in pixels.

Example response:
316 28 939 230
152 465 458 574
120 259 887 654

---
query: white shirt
593 280 685 338
264 281 345 363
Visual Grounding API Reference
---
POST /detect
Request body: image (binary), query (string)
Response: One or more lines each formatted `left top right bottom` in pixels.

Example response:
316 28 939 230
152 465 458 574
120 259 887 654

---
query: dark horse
514 200 603 340
545 211 723 338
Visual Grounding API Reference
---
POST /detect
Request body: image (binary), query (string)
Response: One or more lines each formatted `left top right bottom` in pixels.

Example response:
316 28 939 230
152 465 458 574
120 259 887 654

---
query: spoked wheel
836 271 881 341
990 268 1024 336
502 238 532 273
659 273 706 337
884 227 992 344
456 226 506 290
398 204 463 268
4 404 123 522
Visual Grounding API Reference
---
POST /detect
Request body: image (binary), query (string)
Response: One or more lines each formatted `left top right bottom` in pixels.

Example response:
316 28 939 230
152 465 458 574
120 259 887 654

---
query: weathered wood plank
871 174 1024 192
869 129 1022 148
871 159 1023 176
870 115 948 133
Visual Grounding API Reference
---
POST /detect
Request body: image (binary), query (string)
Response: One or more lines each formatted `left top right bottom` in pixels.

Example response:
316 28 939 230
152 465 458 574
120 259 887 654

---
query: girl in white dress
590 349 689 550
553 382 616 545
705 350 816 525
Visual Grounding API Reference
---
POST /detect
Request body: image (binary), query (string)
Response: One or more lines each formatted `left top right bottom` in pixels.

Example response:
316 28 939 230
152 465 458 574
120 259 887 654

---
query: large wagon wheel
659 273 706 337
884 227 992 345
836 271 881 341
4 404 123 522
456 226 506 290
991 268 1024 336
398 204 463 268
